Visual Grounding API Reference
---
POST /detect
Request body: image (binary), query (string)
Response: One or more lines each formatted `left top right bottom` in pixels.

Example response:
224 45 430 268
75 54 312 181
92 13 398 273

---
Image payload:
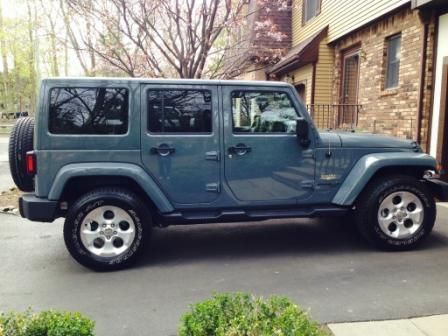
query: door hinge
205 151 220 161
206 183 221 193
300 180 315 189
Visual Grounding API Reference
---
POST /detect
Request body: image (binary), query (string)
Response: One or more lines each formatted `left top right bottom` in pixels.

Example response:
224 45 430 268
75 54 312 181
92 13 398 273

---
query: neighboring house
222 1 292 80
223 0 448 166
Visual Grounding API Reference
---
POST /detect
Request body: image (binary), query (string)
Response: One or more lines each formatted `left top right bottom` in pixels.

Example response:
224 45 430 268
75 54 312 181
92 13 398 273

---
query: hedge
179 292 329 336
0 309 95 336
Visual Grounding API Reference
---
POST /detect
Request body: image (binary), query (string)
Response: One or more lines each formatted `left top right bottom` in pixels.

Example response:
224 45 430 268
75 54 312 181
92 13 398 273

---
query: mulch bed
0 187 21 214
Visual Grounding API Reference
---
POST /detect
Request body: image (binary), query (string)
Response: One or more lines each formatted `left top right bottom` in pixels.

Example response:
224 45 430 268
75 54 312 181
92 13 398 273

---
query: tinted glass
49 87 128 134
147 90 212 133
231 91 298 133
385 35 401 88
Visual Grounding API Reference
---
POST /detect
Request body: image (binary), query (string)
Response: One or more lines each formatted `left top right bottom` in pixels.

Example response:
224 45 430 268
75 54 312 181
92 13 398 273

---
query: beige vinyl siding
281 64 314 103
237 65 267 80
292 0 410 45
314 37 333 105
278 39 333 106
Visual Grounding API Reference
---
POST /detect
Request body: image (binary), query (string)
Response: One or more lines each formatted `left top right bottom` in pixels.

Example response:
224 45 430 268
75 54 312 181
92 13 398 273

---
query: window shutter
316 0 321 15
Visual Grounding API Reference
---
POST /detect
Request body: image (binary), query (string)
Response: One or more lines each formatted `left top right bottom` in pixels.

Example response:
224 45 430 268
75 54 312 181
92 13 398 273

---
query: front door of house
437 56 448 179
340 48 360 127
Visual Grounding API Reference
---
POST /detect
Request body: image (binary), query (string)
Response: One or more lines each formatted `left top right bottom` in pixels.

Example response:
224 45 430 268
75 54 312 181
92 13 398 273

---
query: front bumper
19 195 58 222
425 178 448 202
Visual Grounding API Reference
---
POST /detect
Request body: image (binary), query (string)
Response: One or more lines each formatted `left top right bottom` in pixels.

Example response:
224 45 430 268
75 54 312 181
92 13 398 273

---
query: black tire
8 117 35 192
64 188 152 271
355 175 436 250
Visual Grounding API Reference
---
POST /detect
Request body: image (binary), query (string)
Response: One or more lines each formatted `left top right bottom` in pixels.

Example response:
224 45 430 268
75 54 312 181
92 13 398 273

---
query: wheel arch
332 152 437 206
48 163 174 213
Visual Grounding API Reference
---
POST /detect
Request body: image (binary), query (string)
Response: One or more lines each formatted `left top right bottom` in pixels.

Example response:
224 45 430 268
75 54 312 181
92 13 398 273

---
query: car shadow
136 217 448 268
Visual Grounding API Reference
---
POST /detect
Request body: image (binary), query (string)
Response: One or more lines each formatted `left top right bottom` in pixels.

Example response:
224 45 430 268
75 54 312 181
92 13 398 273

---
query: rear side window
147 90 212 133
49 87 129 134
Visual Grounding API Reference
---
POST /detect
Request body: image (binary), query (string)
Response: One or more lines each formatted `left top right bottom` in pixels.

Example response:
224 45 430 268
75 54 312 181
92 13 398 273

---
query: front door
437 56 448 179
340 48 360 127
141 85 220 205
222 86 315 204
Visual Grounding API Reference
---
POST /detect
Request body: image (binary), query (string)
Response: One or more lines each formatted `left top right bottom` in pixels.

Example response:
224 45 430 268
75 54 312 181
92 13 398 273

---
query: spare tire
9 117 35 192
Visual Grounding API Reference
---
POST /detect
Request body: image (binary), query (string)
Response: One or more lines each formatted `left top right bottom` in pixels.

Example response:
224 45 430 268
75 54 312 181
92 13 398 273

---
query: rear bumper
425 178 448 202
19 195 58 222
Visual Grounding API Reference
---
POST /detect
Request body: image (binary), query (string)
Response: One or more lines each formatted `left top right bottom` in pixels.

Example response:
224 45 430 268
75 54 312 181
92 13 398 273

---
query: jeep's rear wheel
9 117 35 191
355 175 436 250
64 188 151 271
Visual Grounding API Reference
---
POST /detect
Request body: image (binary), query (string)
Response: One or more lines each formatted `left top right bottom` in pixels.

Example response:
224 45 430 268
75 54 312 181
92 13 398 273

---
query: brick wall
331 7 434 150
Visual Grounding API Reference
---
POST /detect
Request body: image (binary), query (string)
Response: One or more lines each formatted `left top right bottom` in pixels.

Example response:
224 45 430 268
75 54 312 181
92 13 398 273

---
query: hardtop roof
41 77 292 88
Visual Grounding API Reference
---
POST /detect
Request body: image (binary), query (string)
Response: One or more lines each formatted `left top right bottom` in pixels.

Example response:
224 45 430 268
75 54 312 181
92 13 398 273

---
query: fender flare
48 162 174 213
332 152 437 206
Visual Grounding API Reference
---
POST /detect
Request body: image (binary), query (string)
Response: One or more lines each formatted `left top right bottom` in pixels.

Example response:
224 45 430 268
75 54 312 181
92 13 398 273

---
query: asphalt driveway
1 206 448 335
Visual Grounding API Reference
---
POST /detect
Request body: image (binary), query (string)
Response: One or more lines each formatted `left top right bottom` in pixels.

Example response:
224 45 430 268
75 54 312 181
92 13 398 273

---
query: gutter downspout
416 9 431 145
311 62 317 105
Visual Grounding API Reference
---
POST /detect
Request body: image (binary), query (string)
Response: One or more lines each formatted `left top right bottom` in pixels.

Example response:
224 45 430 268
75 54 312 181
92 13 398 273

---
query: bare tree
26 0 38 112
38 0 60 76
67 0 248 78
60 0 96 76
0 2 9 111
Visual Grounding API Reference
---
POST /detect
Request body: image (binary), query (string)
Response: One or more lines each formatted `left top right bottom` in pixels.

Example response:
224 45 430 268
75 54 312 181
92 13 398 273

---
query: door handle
150 144 175 156
228 143 251 156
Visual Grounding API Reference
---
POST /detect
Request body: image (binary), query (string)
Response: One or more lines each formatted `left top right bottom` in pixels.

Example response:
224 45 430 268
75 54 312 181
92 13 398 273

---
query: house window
385 34 401 89
303 0 321 23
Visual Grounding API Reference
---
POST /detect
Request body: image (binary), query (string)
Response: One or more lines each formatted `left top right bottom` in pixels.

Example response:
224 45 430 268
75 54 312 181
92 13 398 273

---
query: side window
147 90 212 133
231 91 298 133
303 0 321 24
49 87 129 135
385 34 401 89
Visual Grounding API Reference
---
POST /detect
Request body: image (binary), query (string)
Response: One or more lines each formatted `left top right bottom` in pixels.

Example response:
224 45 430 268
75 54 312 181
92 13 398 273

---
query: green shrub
179 292 328 336
0 309 95 336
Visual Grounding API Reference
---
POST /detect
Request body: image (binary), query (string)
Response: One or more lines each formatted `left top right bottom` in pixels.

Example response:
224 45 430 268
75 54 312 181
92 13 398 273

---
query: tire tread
355 174 436 250
9 117 35 191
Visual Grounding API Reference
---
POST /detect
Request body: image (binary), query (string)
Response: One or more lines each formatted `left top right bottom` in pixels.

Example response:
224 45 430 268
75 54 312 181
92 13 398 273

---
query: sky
2 0 25 18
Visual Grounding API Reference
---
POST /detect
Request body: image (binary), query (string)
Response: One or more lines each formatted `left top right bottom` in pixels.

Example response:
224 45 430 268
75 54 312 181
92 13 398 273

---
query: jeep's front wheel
64 188 151 271
355 175 436 250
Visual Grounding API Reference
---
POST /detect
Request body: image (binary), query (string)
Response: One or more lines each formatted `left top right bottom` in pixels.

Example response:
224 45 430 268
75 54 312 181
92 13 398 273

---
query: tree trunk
26 0 37 114
49 21 59 77
0 2 9 112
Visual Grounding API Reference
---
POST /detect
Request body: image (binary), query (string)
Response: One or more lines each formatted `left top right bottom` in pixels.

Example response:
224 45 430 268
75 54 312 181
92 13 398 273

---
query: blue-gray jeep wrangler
9 78 448 270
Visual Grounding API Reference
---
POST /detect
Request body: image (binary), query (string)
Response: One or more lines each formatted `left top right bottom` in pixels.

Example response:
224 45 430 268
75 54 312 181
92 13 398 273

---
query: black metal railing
307 104 362 130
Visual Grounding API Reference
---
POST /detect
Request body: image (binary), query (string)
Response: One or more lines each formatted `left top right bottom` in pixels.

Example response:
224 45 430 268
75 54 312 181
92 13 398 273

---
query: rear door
141 84 220 205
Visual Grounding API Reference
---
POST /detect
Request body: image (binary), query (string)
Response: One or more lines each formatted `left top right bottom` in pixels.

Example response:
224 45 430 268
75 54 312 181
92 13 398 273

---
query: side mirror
296 118 310 148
